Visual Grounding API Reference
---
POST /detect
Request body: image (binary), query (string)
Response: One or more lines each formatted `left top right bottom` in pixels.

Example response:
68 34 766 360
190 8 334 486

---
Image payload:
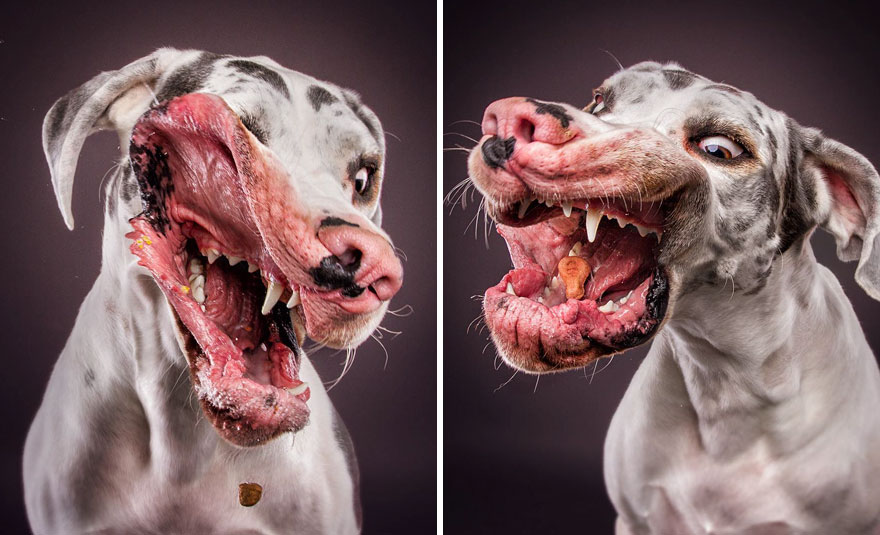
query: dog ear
42 48 180 230
802 128 880 300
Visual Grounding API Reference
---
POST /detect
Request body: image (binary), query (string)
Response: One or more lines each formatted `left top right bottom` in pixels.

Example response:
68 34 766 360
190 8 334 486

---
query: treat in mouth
125 92 401 446
483 195 669 372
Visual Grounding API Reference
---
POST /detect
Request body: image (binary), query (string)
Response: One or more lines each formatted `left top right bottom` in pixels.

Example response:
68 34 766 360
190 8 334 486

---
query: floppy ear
801 127 880 300
43 48 181 230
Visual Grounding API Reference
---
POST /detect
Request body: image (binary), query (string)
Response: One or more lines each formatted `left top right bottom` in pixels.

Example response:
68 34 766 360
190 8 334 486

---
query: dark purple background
444 0 880 532
1 2 435 533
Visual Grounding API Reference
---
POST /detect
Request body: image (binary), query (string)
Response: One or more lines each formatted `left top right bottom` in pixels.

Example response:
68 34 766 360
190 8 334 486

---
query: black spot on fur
130 133 174 234
227 59 290 99
319 217 359 228
309 253 365 298
84 368 96 388
156 52 223 102
754 105 764 118
777 122 816 253
663 69 697 90
481 136 515 169
342 92 381 143
307 85 338 111
526 98 572 128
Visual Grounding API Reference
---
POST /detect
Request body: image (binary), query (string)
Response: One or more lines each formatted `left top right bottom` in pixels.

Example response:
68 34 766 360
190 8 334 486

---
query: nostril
516 117 535 144
337 248 362 268
483 112 499 136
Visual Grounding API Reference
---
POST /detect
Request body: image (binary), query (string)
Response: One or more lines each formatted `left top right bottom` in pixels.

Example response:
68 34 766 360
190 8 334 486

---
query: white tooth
562 201 573 217
545 200 555 207
191 274 205 288
288 382 309 396
200 304 206 312
227 255 242 266
550 276 561 290
616 216 626 228
505 282 516 296
188 273 199 284
206 249 220 264
517 198 534 219
261 281 283 314
598 300 616 313
543 286 551 298
635 224 650 237
192 285 206 304
260 343 267 351
619 295 628 305
568 242 582 257
188 258 203 274
585 208 603 243
247 262 259 273
286 288 301 308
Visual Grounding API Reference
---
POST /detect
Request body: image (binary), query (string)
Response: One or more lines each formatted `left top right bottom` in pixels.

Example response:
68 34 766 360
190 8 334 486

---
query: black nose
481 135 515 169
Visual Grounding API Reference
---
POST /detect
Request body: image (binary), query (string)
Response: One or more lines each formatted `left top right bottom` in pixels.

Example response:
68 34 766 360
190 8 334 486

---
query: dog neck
657 239 874 458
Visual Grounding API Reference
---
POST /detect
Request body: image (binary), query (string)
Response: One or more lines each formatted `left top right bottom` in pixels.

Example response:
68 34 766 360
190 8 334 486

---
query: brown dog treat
239 482 263 506
557 256 591 300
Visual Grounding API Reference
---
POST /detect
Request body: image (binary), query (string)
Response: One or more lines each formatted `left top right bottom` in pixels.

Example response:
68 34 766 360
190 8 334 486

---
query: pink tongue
203 261 264 351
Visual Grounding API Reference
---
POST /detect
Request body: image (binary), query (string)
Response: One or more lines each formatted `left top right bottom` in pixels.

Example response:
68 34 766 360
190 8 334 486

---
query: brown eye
698 135 744 159
354 167 371 194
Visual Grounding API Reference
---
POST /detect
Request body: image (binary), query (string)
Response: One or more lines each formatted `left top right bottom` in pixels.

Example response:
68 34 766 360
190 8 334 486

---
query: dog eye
354 167 371 194
589 93 606 114
698 135 744 159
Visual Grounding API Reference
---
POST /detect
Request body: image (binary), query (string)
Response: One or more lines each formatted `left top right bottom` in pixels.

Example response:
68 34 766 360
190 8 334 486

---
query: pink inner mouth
484 198 669 363
125 94 315 446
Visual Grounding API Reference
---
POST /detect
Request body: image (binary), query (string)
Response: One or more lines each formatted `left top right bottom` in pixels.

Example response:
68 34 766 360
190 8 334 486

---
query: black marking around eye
526 98 573 128
307 85 339 111
319 217 359 229
227 59 290 99
240 110 269 144
157 52 224 102
663 69 697 90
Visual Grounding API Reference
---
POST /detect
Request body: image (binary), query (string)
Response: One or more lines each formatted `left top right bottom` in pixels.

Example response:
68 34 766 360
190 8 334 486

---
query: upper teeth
505 282 516 296
585 208 603 243
287 288 301 308
262 280 284 315
518 197 534 219
561 201 573 217
206 249 220 264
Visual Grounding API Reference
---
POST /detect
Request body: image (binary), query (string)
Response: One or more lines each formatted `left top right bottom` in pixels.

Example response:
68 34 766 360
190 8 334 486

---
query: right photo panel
443 0 880 533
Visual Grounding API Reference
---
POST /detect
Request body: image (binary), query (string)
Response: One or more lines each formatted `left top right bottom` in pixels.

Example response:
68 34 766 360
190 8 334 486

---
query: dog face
468 61 880 373
44 49 403 446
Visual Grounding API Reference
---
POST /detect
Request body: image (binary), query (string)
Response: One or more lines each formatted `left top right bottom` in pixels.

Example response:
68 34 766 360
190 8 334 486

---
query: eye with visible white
590 93 606 114
354 167 371 194
698 135 745 159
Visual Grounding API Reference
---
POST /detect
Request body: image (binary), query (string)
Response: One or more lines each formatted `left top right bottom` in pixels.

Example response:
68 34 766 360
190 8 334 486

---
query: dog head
44 48 403 445
468 61 880 373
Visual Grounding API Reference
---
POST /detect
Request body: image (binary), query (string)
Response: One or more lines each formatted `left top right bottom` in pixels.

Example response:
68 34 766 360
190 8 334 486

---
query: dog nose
481 97 578 154
315 223 403 301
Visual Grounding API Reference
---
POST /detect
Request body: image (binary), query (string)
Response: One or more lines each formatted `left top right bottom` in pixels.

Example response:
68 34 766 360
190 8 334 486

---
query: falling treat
239 482 263 506
557 256 591 300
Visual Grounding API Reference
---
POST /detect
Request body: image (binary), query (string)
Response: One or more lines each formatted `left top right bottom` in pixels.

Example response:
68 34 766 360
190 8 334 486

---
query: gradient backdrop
1 2 435 533
444 0 880 532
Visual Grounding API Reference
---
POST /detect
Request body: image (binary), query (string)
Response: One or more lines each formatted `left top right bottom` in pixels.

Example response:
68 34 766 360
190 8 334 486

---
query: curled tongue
557 256 591 300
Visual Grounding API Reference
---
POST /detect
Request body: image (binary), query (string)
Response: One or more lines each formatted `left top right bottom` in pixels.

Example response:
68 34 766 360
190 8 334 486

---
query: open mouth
124 93 324 446
483 195 670 372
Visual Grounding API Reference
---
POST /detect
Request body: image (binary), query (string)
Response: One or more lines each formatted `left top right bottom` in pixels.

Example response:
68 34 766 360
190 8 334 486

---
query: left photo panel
1 2 436 533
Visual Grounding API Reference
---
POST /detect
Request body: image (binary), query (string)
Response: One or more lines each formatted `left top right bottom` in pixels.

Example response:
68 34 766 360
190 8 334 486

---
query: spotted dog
468 62 880 534
24 49 403 534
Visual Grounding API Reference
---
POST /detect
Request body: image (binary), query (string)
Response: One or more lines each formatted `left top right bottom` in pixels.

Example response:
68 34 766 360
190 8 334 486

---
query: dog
23 48 403 534
467 62 880 534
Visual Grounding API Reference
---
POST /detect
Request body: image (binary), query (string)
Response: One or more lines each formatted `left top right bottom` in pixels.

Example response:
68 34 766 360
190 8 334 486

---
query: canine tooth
227 255 242 266
288 382 309 396
188 259 203 274
192 285 206 304
585 208 603 243
568 242 582 257
517 198 534 219
206 249 220 264
248 262 259 273
505 282 516 296
562 201 573 217
261 281 283 315
598 300 618 313
286 288 301 308
290 309 306 346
